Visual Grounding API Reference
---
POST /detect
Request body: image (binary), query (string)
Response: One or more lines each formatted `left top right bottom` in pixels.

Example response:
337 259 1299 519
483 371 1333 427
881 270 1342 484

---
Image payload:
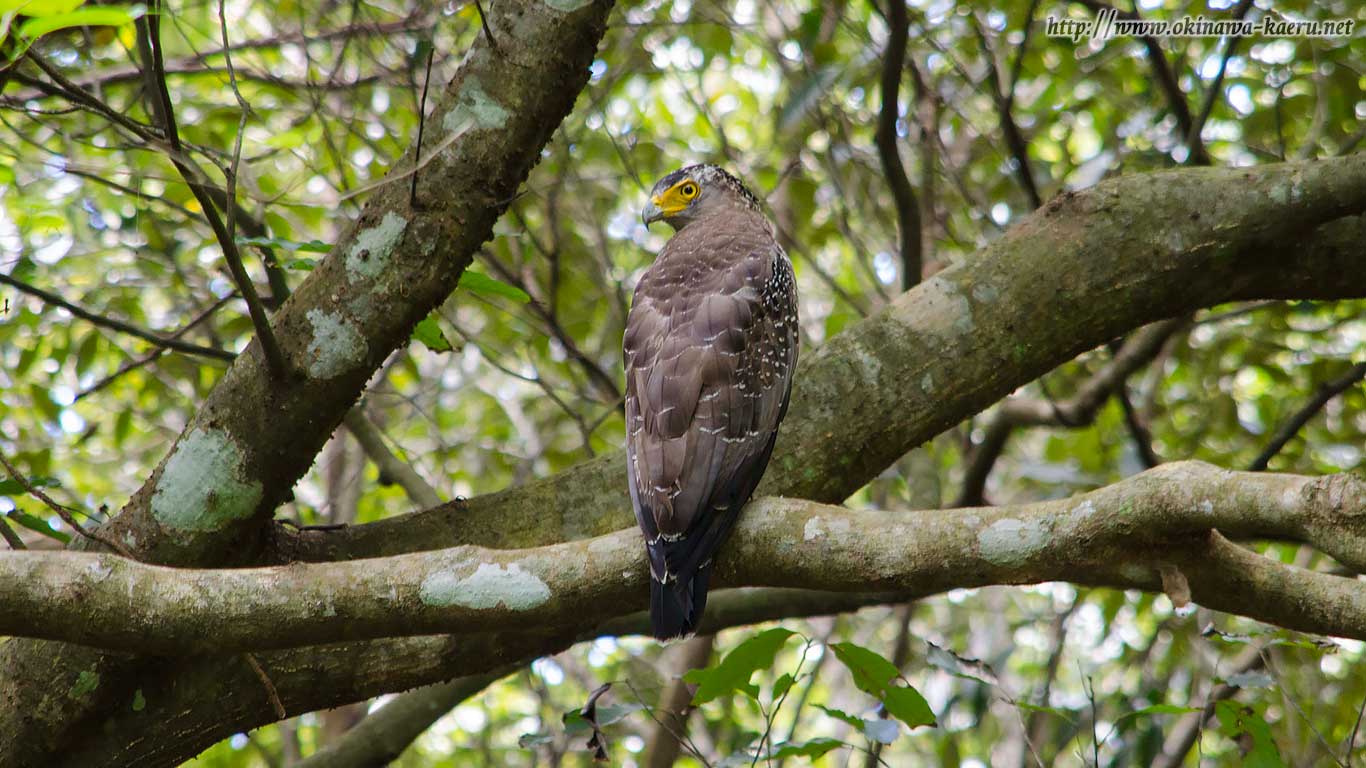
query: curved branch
4 463 1364 655
60 588 897 768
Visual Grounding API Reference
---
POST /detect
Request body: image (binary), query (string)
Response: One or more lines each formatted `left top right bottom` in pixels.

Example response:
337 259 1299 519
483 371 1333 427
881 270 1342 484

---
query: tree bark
1 463 1363 655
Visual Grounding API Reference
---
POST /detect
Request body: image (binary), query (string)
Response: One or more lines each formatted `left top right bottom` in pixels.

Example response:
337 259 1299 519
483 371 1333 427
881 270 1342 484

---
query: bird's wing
625 226 798 586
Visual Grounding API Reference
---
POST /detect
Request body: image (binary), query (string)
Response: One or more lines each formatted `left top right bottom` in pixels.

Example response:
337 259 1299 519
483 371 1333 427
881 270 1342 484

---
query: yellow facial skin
643 179 701 224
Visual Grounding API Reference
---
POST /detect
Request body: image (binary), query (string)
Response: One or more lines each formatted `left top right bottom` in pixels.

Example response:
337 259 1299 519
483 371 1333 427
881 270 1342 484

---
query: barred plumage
626 164 799 639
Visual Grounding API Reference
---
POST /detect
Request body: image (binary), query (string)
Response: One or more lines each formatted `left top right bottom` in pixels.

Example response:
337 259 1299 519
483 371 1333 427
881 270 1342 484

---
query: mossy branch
4 463 1363 655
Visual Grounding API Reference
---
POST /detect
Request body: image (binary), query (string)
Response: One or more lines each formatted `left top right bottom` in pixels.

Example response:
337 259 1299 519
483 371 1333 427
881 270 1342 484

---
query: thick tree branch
3 463 1363 654
60 588 897 767
277 156 1366 563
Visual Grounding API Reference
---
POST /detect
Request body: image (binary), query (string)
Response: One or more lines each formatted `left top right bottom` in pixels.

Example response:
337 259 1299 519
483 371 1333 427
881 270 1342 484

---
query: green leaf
881 685 935 729
1127 703 1203 717
686 627 796 706
131 689 146 711
829 642 900 695
0 0 82 17
0 475 60 494
8 509 70 543
1012 702 1077 724
17 4 142 38
283 258 316 271
412 314 454 353
814 703 863 730
768 737 843 760
1215 701 1285 768
830 642 935 729
234 235 330 253
772 672 796 700
459 270 531 303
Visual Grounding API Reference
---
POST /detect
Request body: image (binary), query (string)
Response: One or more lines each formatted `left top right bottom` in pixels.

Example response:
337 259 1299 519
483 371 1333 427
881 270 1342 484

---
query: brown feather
625 173 798 637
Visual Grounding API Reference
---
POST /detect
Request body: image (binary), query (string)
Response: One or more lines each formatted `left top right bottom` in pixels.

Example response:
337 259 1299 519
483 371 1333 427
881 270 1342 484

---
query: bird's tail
649 566 713 640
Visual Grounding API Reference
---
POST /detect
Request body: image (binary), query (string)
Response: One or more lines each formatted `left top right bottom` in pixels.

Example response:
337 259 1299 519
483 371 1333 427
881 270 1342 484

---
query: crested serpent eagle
626 164 799 639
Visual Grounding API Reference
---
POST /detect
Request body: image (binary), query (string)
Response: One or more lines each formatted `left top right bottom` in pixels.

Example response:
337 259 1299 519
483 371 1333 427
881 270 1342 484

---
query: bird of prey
626 164 799 639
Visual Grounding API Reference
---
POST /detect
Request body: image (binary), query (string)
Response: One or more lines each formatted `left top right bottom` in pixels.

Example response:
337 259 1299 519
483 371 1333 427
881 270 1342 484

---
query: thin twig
244 653 287 719
0 515 26 549
1187 0 1255 153
0 273 235 361
73 294 237 403
473 0 499 51
0 450 134 558
219 0 255 307
1347 688 1366 766
970 13 1042 208
1072 0 1207 165
1248 361 1366 471
410 44 435 209
137 5 288 378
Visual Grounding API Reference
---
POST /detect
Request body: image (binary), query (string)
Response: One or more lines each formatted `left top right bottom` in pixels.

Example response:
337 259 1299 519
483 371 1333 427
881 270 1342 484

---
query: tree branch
1248 361 1366 472
292 667 515 768
135 5 288 378
3 463 1363 655
0 272 236 362
873 0 922 290
957 317 1185 505
59 589 898 767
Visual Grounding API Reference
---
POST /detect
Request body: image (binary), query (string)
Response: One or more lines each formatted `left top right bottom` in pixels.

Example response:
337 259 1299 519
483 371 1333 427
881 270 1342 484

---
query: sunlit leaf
0 476 60 494
17 4 142 38
7 510 70 543
767 737 843 760
685 627 796 706
459 270 531 303
411 314 453 353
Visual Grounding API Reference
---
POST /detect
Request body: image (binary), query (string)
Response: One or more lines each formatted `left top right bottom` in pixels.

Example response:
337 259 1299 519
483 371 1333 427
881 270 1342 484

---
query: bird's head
642 164 761 230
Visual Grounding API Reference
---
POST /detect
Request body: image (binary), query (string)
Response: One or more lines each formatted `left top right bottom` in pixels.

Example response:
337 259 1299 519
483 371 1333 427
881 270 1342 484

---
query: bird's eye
679 183 698 199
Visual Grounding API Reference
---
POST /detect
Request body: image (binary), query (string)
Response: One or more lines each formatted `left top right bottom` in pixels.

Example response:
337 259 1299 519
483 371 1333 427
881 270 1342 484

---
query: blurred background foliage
0 0 1363 764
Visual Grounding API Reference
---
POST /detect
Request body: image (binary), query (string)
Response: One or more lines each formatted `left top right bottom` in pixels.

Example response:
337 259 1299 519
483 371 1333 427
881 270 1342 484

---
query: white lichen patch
971 282 999 304
1198 499 1214 515
346 211 408 281
803 517 825 541
905 276 973 342
151 427 264 532
852 344 882 385
443 78 510 135
1071 499 1097 524
86 560 113 582
920 372 934 394
978 518 1048 567
305 309 367 380
420 561 551 611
